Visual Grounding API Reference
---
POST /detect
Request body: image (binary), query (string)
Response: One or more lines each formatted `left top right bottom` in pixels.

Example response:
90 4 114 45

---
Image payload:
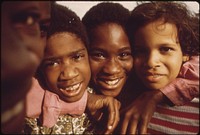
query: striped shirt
147 98 199 134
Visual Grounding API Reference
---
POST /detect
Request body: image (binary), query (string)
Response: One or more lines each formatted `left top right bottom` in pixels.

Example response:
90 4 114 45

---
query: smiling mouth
98 78 122 86
59 83 81 91
151 74 163 78
104 79 120 85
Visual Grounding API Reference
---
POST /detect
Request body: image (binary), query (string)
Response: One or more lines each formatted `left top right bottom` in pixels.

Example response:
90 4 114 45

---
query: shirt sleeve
160 56 199 106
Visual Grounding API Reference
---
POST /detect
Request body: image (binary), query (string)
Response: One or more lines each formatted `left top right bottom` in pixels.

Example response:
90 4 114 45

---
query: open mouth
59 83 81 92
104 79 120 86
152 74 163 78
97 77 124 89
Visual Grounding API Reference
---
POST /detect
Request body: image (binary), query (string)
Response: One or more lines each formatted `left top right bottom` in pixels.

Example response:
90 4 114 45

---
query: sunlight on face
133 19 183 90
42 33 91 102
89 23 133 97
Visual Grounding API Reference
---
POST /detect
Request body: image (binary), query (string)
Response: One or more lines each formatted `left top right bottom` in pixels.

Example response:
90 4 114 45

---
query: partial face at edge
1 1 50 133
89 23 133 97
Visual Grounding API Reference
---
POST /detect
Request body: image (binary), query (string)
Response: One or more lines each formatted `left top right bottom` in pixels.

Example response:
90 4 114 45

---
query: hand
119 90 165 134
87 93 121 134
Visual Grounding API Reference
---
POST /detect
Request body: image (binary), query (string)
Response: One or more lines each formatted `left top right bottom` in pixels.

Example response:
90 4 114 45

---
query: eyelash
90 51 131 60
91 52 105 59
72 53 85 61
119 52 131 59
160 47 174 52
44 61 60 68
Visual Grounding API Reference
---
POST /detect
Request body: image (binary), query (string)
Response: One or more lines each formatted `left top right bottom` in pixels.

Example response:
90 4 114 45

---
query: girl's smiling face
42 32 91 102
133 19 184 90
89 23 133 97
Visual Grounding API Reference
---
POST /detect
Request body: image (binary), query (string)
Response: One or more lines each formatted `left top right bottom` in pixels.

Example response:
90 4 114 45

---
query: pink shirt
26 78 88 127
160 56 199 105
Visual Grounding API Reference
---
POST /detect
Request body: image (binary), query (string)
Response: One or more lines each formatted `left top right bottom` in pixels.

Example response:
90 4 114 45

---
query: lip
97 77 124 90
143 72 166 83
59 82 82 97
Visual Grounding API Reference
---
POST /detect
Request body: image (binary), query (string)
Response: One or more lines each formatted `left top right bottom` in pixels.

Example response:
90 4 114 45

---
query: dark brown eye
12 12 40 26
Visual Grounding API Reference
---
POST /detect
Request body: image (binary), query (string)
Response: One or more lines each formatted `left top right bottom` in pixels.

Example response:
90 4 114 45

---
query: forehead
143 19 178 36
46 33 85 53
92 23 128 42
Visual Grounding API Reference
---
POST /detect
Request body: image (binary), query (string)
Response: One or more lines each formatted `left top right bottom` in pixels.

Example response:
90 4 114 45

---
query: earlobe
182 55 189 63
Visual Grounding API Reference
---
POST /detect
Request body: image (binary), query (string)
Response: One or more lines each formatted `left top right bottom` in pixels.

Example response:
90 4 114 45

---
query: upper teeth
153 74 161 78
105 79 119 85
60 83 80 91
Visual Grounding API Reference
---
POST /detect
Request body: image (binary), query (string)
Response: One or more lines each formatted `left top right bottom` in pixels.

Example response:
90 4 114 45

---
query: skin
87 93 121 134
134 20 183 90
88 23 132 133
89 23 133 98
41 33 91 103
120 19 185 134
1 2 50 133
41 32 120 134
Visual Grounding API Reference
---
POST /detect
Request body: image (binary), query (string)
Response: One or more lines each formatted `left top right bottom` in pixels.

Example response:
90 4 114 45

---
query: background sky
56 1 199 19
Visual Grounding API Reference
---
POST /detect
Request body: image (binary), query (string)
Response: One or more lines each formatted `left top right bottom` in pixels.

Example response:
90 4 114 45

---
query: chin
101 90 120 98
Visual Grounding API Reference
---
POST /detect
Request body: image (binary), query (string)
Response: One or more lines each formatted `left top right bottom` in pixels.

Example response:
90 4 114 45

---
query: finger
120 116 129 134
108 100 120 133
104 99 119 134
138 117 149 134
127 119 138 134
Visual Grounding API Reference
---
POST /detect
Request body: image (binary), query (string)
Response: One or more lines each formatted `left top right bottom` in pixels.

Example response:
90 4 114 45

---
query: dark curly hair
48 3 88 48
36 3 89 88
82 2 130 45
127 1 199 56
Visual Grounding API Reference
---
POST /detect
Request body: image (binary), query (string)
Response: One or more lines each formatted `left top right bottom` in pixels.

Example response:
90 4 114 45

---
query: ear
182 55 189 63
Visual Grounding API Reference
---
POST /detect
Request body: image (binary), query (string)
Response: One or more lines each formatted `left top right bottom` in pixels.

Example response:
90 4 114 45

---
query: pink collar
26 78 88 128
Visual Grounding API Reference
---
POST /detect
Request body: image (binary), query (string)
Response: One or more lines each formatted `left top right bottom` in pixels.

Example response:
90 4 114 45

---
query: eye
72 53 85 61
90 51 105 60
118 51 132 60
12 12 40 27
12 12 41 35
43 61 60 68
160 47 174 53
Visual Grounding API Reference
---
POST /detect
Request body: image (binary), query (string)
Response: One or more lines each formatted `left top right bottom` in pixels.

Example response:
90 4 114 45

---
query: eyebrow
43 48 86 61
118 46 132 52
90 46 131 52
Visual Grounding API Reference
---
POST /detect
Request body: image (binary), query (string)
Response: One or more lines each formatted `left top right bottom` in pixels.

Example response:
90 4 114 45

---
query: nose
59 62 78 80
102 58 121 75
145 51 160 69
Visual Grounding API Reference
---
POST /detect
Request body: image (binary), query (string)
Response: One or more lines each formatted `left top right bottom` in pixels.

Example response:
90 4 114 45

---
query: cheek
44 70 59 89
133 58 142 70
123 60 133 73
82 62 91 81
167 58 183 80
90 60 102 76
